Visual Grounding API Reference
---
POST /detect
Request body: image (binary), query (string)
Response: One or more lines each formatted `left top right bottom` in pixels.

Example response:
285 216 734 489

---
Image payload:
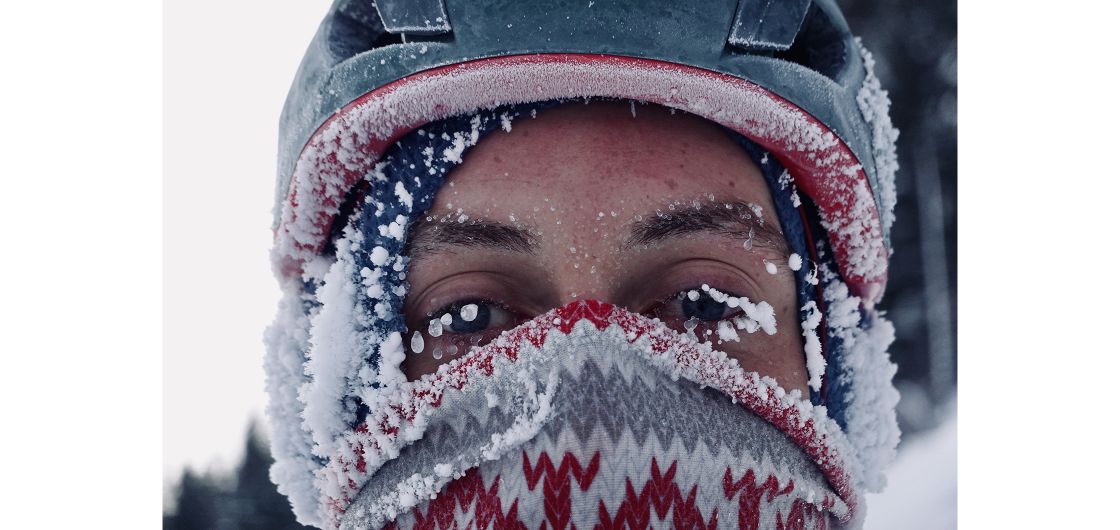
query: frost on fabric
322 345 564 527
777 168 802 208
439 114 482 164
301 227 368 460
263 283 321 526
815 175 887 302
268 110 523 527
822 268 900 492
393 182 413 211
478 370 559 460
272 56 889 304
318 303 864 528
800 301 825 392
854 38 900 242
789 253 803 271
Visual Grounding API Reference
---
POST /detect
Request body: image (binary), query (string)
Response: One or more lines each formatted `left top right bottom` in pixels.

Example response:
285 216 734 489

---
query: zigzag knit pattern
336 303 852 529
385 455 830 530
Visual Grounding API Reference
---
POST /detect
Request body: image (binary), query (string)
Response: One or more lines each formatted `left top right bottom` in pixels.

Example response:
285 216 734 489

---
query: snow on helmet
265 0 901 526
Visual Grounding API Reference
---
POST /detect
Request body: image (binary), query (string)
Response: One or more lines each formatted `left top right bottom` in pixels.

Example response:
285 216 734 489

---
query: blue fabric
728 135 820 406
342 100 860 432
729 133 864 431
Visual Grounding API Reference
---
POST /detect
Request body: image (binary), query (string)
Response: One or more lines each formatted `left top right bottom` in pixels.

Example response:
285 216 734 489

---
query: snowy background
163 0 956 527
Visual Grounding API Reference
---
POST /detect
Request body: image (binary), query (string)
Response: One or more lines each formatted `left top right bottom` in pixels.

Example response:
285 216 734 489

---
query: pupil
681 293 726 321
449 303 490 333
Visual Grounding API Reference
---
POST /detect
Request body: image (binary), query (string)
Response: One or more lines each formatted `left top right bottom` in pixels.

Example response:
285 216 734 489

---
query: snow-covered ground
864 405 957 529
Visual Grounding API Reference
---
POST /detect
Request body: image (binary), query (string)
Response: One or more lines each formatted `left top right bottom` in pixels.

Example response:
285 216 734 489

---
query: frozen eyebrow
405 218 540 260
625 201 790 254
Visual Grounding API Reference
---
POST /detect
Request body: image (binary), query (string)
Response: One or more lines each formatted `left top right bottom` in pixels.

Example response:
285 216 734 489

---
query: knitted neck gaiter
332 302 856 530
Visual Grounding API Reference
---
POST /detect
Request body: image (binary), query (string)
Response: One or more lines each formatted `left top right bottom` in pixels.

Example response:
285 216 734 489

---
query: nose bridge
549 264 612 304
545 229 623 306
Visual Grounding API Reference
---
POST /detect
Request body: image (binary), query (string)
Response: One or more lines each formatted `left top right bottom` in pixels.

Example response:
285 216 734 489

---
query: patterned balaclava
266 102 900 529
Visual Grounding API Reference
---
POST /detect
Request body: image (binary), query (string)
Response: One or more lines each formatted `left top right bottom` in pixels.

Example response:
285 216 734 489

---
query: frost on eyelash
691 285 778 345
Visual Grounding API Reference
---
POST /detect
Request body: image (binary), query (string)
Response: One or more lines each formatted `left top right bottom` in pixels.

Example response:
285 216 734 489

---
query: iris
681 291 729 321
446 302 491 334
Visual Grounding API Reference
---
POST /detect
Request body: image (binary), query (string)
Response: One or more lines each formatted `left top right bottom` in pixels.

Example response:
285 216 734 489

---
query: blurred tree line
165 1 955 525
164 422 311 529
839 0 957 432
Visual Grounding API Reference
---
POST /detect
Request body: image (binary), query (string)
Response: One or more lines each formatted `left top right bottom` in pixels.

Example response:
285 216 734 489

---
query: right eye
406 299 523 366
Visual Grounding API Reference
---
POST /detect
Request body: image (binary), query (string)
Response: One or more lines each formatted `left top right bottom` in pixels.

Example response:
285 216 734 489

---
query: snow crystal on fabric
272 56 889 303
822 268 900 492
324 310 862 527
264 284 322 525
854 39 900 244
801 301 826 392
303 226 372 461
340 316 852 529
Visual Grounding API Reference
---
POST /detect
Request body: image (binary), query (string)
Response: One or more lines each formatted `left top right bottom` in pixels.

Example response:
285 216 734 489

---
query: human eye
646 284 776 344
407 299 522 361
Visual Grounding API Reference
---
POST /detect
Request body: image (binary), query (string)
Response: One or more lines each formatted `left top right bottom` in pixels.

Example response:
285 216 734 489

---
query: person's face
401 101 809 395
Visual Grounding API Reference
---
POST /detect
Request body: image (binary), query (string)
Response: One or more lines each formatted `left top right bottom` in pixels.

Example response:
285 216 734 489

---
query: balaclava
267 101 898 529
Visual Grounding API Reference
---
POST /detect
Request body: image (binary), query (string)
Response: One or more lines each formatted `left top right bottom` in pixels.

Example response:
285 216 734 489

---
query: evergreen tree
231 421 309 529
165 421 309 529
166 468 220 530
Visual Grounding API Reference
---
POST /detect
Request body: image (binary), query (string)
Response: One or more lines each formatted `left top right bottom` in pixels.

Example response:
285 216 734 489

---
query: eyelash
419 284 745 333
648 286 744 320
416 299 520 352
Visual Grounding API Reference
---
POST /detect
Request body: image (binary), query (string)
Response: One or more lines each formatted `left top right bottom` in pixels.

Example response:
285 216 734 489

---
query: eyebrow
405 218 540 260
404 200 790 262
625 201 790 255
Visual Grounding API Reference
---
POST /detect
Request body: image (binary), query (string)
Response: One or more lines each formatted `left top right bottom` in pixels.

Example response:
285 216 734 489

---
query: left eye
404 298 527 379
680 290 736 321
661 287 741 322
425 300 516 337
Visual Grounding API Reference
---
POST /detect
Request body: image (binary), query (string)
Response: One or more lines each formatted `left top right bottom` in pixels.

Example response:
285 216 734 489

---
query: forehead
433 101 780 230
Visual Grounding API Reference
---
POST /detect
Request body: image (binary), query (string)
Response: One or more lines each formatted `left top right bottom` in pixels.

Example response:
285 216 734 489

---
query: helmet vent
729 0 812 52
372 0 452 36
327 0 406 62
770 3 848 81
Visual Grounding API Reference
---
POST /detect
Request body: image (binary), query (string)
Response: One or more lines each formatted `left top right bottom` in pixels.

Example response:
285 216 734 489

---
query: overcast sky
164 0 331 481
